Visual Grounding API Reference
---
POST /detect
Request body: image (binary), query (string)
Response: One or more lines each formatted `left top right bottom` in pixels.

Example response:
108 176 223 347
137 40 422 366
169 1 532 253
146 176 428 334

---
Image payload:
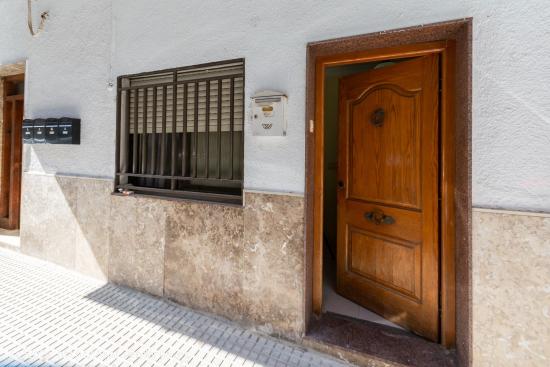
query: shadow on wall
20 170 113 281
19 168 307 339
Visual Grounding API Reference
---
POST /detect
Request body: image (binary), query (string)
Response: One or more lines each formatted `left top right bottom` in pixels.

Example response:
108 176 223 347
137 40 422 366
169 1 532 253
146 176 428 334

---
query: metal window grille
115 59 244 204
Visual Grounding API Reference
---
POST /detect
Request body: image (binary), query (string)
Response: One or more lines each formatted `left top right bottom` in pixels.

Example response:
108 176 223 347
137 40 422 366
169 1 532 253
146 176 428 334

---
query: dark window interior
115 59 244 204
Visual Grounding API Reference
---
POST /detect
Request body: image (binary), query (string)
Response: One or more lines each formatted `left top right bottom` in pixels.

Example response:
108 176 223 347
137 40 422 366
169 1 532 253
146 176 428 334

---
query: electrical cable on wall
27 0 49 36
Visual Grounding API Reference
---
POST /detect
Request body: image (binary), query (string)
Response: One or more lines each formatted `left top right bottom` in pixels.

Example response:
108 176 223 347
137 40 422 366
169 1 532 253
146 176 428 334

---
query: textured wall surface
22 0 115 178
473 209 550 366
21 173 550 365
4 1 550 366
0 1 30 66
20 173 305 338
471 1 550 212
1 0 548 209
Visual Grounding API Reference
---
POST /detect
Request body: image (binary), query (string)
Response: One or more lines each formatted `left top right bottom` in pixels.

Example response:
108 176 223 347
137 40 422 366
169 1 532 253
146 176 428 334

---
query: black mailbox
33 119 46 144
45 118 59 144
22 120 34 144
57 117 80 145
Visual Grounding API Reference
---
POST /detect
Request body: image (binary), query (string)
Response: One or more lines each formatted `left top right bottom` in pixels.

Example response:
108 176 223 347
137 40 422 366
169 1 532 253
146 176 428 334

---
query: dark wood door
0 75 24 230
336 55 440 341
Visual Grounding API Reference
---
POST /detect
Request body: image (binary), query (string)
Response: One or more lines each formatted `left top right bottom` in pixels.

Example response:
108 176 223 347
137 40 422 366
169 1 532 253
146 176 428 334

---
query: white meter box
251 91 287 136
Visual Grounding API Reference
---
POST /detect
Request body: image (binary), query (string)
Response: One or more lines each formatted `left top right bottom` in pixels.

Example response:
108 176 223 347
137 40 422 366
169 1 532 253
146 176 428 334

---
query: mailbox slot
33 119 46 144
45 119 59 144
22 120 34 144
20 117 80 144
57 118 80 145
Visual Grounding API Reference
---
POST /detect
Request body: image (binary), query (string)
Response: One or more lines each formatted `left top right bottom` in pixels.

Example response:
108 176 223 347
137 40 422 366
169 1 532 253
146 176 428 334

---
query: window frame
114 58 245 205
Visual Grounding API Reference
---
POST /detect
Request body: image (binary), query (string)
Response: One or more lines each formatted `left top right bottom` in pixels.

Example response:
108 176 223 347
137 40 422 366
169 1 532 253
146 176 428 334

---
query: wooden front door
0 75 24 230
336 55 440 341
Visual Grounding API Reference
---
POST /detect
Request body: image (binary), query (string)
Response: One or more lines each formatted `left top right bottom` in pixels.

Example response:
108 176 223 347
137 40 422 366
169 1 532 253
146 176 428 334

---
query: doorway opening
322 59 412 331
0 72 25 245
305 19 472 367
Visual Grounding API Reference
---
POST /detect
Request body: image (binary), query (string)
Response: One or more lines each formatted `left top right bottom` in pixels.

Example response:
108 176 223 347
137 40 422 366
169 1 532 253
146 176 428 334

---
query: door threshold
303 313 456 367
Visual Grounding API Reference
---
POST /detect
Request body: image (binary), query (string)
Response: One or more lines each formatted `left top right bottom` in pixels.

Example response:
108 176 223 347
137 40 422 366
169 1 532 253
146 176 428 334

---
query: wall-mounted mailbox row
23 118 80 145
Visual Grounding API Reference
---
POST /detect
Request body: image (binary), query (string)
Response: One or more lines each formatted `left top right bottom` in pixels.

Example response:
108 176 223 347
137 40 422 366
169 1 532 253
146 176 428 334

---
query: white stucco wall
22 0 114 178
1 0 549 211
0 0 30 66
471 0 550 212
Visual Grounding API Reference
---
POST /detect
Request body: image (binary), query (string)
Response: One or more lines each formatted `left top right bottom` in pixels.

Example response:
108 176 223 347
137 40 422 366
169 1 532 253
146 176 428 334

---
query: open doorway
322 59 411 330
0 71 24 249
313 45 454 342
305 21 473 365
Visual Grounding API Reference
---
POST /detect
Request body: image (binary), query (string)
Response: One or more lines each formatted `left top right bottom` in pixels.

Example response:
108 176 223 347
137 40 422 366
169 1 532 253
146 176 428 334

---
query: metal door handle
364 209 395 225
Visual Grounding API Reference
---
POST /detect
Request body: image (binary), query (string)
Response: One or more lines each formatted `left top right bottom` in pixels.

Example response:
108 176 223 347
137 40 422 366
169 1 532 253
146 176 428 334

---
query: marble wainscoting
19 173 306 338
20 173 106 276
242 193 305 336
472 208 550 367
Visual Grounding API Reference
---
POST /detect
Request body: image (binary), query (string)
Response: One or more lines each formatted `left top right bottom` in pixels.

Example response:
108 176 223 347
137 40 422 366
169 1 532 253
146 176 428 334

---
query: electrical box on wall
251 91 287 136
22 118 80 145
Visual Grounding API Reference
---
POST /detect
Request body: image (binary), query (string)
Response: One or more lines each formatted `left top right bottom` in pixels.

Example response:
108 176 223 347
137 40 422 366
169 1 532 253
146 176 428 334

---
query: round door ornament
370 108 385 127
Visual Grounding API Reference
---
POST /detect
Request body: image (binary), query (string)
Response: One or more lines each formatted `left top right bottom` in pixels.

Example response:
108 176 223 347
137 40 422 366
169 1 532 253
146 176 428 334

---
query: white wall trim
473 207 550 218
244 189 304 198
23 171 113 182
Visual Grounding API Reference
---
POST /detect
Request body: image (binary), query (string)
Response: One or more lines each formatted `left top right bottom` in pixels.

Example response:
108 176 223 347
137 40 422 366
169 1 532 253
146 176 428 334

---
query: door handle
364 209 395 225
337 180 344 190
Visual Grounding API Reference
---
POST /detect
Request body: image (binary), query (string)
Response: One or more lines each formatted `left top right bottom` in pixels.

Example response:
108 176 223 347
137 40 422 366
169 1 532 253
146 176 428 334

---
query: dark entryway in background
0 74 24 230
304 19 472 367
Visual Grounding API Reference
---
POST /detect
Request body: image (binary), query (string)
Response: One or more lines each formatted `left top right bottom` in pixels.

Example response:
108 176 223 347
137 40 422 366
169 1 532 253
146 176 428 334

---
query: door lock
364 209 395 225
337 180 344 189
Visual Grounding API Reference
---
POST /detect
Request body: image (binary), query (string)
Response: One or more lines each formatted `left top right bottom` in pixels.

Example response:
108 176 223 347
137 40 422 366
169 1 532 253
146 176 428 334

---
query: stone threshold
301 313 456 367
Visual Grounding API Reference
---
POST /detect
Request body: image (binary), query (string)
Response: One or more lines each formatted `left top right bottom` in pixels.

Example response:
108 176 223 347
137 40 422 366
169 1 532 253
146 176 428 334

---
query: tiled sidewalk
0 249 350 367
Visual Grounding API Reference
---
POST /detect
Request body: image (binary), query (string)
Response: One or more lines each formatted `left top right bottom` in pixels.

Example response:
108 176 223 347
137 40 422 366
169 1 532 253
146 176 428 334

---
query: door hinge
309 119 314 133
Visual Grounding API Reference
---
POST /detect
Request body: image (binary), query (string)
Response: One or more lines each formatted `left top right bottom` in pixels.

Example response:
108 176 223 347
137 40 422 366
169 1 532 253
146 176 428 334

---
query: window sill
111 191 244 208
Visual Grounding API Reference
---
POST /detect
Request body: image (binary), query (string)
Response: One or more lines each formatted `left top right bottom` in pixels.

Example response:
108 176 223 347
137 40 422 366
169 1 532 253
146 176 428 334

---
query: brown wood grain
306 21 469 356
336 55 440 341
440 41 457 347
0 82 11 219
0 74 24 230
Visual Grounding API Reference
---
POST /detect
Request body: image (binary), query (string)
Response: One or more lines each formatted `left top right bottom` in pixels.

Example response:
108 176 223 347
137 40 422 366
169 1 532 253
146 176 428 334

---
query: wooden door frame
0 73 25 230
304 19 472 364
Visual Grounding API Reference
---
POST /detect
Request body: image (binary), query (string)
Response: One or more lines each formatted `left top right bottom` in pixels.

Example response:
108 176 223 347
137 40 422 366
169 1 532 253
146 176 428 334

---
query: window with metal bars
115 59 244 205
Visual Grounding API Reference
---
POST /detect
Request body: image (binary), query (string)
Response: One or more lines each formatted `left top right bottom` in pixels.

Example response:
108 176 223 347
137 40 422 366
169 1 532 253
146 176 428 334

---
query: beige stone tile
74 178 112 281
20 174 77 269
108 195 136 287
20 173 46 259
108 195 166 297
242 192 305 338
135 196 167 296
164 200 245 321
473 209 550 367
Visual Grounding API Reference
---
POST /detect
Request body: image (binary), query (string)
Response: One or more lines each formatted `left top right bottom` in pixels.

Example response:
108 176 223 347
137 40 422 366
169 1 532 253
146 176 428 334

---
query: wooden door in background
336 55 440 341
0 75 24 230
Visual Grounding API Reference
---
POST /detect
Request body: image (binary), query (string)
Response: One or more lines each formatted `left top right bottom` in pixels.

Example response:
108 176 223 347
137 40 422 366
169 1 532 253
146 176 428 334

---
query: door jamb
308 41 456 345
0 73 25 230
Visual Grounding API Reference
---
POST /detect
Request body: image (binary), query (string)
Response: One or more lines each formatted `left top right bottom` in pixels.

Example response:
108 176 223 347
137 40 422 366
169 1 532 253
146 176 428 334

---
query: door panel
349 85 421 209
348 228 421 299
336 55 439 341
0 76 24 230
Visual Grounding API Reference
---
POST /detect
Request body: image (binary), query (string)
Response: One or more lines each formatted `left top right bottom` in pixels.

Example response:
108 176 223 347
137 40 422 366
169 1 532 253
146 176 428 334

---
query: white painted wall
471 0 550 212
0 0 30 66
22 0 114 178
2 0 550 211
